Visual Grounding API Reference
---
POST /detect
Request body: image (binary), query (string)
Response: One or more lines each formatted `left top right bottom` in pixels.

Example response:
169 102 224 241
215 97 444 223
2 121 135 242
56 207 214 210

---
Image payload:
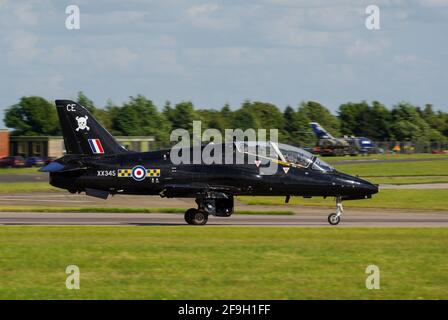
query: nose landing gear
328 196 343 225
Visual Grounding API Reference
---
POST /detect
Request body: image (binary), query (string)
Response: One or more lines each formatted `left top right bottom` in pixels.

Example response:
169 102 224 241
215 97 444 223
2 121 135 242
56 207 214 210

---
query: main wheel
184 209 194 224
328 213 340 226
184 208 208 225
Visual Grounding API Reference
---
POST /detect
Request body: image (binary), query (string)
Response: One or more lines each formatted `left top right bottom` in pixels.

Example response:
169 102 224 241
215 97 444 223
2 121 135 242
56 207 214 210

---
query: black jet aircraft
41 100 378 225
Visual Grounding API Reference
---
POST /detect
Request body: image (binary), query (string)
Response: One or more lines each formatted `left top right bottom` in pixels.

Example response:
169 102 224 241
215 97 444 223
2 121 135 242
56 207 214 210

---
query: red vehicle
0 156 26 168
43 157 57 165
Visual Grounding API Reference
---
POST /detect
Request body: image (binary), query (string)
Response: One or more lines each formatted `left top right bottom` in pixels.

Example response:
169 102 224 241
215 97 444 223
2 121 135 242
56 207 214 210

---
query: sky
0 0 448 128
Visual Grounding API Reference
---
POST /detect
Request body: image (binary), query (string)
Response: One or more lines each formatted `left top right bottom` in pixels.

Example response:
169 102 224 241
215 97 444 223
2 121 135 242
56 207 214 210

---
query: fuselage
49 145 378 200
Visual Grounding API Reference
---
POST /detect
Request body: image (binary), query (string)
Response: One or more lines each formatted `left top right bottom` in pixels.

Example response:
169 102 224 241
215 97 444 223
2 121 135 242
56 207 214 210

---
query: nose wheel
328 213 340 225
185 208 208 225
328 196 343 226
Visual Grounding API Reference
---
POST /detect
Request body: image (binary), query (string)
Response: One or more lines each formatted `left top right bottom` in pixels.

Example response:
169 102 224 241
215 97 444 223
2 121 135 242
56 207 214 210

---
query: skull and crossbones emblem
75 116 90 131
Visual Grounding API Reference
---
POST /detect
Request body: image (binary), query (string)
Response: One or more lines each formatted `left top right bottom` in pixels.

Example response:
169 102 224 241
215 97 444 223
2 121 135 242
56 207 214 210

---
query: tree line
3 92 448 147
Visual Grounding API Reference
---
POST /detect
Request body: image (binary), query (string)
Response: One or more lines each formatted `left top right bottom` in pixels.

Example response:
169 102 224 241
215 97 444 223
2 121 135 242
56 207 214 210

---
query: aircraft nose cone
334 172 378 195
362 181 379 195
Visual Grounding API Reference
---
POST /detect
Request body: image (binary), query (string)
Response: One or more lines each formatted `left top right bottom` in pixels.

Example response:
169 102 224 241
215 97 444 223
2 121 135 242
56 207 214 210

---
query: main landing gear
328 196 343 226
184 208 208 225
184 193 234 225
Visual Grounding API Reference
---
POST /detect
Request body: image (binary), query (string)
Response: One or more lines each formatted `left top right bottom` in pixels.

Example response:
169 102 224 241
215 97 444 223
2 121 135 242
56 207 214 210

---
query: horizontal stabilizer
39 161 85 173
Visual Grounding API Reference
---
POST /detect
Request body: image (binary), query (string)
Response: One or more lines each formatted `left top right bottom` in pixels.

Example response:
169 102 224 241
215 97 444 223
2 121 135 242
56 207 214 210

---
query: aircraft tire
184 208 196 225
185 209 208 225
193 210 208 225
328 213 340 226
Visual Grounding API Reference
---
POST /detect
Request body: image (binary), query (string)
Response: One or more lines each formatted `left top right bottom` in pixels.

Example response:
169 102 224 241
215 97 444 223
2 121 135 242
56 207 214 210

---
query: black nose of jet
334 172 378 196
361 180 379 195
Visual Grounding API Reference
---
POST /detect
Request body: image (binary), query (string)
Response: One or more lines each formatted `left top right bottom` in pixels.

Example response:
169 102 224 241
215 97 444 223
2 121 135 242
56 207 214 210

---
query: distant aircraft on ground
40 100 378 226
310 122 375 156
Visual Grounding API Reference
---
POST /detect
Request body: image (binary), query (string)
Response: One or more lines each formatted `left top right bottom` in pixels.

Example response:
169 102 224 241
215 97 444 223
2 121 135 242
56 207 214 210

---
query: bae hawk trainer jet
41 100 378 225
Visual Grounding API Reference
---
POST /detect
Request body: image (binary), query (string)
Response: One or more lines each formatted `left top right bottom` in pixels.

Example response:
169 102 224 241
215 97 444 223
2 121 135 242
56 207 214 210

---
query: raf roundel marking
131 165 146 181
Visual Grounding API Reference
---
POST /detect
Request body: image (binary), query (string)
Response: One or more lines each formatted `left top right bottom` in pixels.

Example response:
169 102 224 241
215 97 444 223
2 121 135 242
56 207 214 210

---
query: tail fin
55 100 128 155
309 122 334 139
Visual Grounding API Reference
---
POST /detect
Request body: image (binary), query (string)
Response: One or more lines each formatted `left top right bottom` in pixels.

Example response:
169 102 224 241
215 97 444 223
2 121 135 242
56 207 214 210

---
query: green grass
239 189 448 211
334 160 448 177
0 227 447 299
0 206 294 215
367 176 448 185
0 167 43 175
0 182 60 193
325 153 448 163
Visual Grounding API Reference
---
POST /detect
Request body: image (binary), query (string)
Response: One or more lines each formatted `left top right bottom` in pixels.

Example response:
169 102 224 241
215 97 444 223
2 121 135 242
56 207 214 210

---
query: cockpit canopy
235 141 334 172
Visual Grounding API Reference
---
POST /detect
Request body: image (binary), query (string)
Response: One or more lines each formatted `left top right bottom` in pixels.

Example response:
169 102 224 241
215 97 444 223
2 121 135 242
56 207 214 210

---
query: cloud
265 9 351 48
186 3 239 29
187 3 219 28
14 2 39 27
256 4 370 49
346 38 389 59
188 3 219 17
393 54 431 65
1 0 448 124
417 0 448 7
7 30 41 62
184 47 252 67
82 10 148 31
87 47 139 70
107 47 138 68
141 50 186 75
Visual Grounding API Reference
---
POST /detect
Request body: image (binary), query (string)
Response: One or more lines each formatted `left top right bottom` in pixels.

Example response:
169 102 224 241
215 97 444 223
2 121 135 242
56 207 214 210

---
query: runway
1 192 448 227
1 211 448 227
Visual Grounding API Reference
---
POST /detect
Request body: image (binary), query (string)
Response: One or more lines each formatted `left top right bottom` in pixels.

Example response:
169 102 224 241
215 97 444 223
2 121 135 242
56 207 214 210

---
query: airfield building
7 135 155 158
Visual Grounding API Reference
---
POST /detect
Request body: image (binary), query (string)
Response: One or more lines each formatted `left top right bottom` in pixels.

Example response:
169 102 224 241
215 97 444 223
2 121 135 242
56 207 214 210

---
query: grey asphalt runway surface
1 168 447 227
1 210 448 227
0 173 48 182
1 192 448 227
